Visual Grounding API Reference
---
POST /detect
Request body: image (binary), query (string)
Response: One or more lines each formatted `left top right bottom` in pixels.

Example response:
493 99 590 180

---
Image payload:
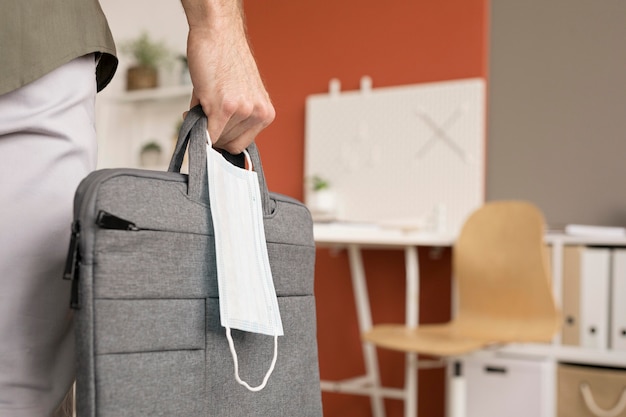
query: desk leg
347 245 386 417
404 246 419 417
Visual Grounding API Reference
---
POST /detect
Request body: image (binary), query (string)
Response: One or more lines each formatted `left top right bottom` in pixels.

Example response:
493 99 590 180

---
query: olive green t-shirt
0 0 118 96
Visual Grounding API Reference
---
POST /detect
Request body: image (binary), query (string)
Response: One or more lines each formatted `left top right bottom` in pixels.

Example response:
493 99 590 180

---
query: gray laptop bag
63 106 323 416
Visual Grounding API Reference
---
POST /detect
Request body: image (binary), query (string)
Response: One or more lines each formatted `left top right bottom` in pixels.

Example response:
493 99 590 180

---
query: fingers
188 89 274 153
215 118 272 155
207 97 275 154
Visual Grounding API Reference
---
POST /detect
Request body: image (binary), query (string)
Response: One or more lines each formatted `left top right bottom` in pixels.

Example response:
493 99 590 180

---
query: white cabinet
469 234 626 417
464 356 554 417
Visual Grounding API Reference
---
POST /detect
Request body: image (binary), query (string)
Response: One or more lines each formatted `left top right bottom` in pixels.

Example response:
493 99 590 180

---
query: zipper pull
96 210 139 231
63 221 80 281
63 220 81 309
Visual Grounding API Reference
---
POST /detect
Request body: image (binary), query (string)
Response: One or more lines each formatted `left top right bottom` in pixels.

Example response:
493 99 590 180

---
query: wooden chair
362 200 561 417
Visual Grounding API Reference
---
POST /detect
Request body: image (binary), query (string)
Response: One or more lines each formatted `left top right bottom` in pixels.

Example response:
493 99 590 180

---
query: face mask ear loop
225 326 279 392
243 149 253 172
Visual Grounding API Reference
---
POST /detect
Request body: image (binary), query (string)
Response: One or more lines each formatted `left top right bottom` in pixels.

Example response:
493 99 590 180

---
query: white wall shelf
105 85 191 103
487 344 626 369
545 233 626 247
96 85 191 169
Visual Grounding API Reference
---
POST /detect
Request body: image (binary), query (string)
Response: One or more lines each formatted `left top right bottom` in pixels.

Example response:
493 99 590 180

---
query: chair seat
363 323 488 357
364 314 558 357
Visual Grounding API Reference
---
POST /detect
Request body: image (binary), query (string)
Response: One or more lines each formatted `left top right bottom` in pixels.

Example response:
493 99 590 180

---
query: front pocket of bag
95 349 205 417
94 299 205 354
93 298 206 417
93 229 217 299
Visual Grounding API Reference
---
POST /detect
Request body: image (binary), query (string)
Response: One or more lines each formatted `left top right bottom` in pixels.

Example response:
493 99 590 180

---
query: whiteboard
304 78 486 237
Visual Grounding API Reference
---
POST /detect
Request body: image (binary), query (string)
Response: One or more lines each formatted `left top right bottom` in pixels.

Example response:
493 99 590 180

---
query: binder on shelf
610 249 626 351
580 247 611 349
561 246 582 346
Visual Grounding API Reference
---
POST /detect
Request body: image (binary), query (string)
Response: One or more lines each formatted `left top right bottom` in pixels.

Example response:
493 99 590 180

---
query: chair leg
447 360 466 417
403 247 420 417
404 353 418 417
347 246 386 417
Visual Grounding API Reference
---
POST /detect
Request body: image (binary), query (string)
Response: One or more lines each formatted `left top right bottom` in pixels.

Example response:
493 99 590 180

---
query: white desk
314 222 455 417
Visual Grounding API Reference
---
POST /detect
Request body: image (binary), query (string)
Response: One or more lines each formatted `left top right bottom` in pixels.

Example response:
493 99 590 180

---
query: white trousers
0 55 98 417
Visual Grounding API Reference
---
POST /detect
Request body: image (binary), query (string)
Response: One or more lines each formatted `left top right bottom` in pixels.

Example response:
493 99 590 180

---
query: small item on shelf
127 66 158 90
139 141 163 168
121 31 172 91
307 175 337 221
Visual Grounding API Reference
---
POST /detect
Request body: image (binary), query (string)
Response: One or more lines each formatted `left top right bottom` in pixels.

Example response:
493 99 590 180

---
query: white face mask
206 139 283 392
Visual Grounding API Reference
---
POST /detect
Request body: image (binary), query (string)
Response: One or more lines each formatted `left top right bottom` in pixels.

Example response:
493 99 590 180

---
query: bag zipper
63 220 82 309
64 209 210 308
96 210 140 231
63 211 141 309
63 168 186 309
95 211 206 235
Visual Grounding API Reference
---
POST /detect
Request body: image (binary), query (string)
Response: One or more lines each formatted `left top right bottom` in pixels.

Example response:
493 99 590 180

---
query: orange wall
244 1 488 415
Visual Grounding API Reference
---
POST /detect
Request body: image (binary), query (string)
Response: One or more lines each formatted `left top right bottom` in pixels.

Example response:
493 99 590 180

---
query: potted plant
121 31 171 90
308 175 336 216
139 141 163 167
311 175 329 192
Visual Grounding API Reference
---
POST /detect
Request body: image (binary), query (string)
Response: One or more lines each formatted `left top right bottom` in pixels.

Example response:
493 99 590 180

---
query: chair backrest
453 200 560 342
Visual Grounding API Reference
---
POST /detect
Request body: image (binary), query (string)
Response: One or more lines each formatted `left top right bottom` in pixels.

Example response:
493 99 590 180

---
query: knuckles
219 96 275 129
256 101 276 127
206 92 276 154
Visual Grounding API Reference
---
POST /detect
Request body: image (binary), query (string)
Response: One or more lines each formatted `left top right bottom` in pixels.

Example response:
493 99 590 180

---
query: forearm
179 0 274 153
180 0 244 32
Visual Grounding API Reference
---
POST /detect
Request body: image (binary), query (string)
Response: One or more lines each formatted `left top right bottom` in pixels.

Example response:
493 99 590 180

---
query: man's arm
180 0 275 154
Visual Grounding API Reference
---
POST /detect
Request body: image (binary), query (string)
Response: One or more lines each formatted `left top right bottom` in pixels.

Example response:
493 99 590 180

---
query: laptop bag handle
168 105 273 216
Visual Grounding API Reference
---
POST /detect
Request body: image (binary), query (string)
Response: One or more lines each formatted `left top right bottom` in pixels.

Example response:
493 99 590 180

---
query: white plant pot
310 189 336 215
140 149 162 168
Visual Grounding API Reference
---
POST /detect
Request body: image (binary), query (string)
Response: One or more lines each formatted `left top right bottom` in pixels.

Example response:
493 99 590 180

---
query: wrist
181 0 243 31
